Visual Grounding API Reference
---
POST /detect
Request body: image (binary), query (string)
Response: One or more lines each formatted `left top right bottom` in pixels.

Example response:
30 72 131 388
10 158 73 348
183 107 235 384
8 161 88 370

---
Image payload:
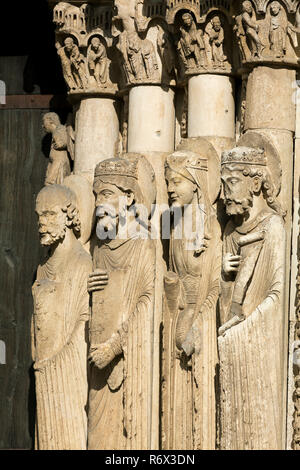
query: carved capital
53 2 118 96
233 0 300 69
112 0 176 88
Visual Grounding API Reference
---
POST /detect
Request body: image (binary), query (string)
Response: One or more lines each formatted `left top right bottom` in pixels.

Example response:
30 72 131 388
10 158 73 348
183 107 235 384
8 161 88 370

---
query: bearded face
36 204 67 246
221 168 253 216
94 182 129 240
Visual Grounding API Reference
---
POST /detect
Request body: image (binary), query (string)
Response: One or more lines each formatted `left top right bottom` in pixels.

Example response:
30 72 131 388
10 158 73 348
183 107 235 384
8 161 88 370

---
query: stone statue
178 13 207 70
42 112 71 186
57 37 87 90
218 146 286 450
205 16 227 69
162 144 221 450
241 1 264 59
269 1 287 58
32 183 93 449
87 156 156 450
87 37 109 87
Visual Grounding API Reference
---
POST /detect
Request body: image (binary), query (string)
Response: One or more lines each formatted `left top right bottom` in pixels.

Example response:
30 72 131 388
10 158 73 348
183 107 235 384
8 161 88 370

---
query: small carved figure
87 37 109 86
42 112 71 186
205 16 227 68
269 1 287 58
57 37 88 90
87 156 156 450
218 146 286 449
178 13 207 70
32 183 92 449
241 1 264 59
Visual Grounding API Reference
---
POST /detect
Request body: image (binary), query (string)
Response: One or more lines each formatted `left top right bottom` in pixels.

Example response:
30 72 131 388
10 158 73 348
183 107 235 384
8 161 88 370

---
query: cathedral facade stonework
28 0 300 450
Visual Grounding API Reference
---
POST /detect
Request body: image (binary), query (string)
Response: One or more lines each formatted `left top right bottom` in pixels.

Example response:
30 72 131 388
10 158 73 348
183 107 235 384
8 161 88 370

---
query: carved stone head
42 112 60 134
182 13 193 29
270 1 281 15
221 146 281 217
242 1 253 14
91 37 101 51
165 151 208 209
211 16 222 31
64 37 74 51
36 185 80 246
93 157 140 238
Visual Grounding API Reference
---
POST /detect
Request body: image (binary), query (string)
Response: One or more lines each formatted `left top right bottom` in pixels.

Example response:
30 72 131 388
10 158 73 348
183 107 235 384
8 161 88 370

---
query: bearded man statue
218 146 286 450
32 182 93 449
87 156 156 450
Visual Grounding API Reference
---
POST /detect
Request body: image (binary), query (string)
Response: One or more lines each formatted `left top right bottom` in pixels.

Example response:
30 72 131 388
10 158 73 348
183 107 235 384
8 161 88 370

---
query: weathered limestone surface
2 0 299 451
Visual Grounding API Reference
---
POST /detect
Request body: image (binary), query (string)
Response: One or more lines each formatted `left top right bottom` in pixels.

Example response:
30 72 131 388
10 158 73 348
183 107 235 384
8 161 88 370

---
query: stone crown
94 158 138 179
221 147 266 166
165 153 208 172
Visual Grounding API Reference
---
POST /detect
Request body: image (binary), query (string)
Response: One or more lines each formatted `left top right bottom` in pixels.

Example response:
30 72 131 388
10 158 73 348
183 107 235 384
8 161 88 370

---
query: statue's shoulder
71 243 93 271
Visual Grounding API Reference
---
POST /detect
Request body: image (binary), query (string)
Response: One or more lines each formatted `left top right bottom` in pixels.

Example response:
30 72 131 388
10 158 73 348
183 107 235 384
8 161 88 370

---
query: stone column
243 63 296 455
188 74 235 154
53 1 120 183
219 0 299 449
113 1 177 449
74 97 119 182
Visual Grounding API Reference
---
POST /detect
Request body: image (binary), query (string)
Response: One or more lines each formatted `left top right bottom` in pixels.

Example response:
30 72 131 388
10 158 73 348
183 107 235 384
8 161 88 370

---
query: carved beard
96 215 118 240
39 224 66 246
225 196 252 216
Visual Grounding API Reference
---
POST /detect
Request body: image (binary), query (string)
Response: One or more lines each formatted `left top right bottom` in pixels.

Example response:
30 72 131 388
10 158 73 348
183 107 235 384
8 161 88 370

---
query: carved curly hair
62 201 81 234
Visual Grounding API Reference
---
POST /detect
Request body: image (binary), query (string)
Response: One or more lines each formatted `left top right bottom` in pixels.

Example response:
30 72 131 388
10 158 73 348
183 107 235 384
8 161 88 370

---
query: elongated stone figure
162 142 221 450
218 146 286 450
32 182 93 449
87 156 156 450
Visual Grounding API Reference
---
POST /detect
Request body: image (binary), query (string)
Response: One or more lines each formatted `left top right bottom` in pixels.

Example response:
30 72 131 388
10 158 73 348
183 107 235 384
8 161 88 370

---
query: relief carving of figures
162 141 221 450
119 30 159 83
218 144 286 449
241 1 264 59
32 181 94 449
269 1 287 58
42 113 71 186
87 37 109 87
205 16 228 69
57 37 88 90
87 156 156 450
177 13 207 72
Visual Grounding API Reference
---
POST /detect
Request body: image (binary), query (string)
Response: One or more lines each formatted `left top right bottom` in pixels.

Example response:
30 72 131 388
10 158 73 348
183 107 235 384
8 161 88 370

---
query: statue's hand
182 328 195 357
222 252 241 275
88 342 115 370
87 269 109 293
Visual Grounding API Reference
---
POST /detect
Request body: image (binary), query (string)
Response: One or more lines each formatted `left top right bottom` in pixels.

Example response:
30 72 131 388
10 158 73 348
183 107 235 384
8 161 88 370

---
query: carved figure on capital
240 1 264 60
177 13 208 72
269 1 288 58
57 37 88 90
205 15 228 69
87 37 109 86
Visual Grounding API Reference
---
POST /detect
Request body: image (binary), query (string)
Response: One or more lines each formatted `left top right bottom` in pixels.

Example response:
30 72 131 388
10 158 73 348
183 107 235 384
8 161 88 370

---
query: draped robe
32 242 92 450
87 236 155 450
162 213 221 450
218 210 286 450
